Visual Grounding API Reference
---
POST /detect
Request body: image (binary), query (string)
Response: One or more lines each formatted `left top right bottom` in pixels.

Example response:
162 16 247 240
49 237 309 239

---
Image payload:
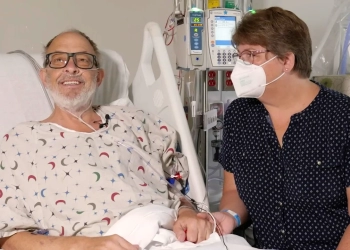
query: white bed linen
105 204 260 250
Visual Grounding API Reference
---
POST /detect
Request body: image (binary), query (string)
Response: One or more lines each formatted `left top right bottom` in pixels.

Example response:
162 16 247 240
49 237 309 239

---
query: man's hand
82 235 139 250
173 208 214 243
197 211 236 235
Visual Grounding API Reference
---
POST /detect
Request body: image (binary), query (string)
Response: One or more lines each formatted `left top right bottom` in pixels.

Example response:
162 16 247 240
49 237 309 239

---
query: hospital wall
0 0 175 83
0 0 335 83
252 0 335 46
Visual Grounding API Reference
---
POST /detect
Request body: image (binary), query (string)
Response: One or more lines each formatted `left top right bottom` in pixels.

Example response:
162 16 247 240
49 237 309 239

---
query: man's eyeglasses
44 52 98 69
232 50 270 65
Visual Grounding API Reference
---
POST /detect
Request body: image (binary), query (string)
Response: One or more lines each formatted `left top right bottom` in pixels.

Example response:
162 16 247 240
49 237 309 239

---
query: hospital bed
0 22 262 250
0 22 207 209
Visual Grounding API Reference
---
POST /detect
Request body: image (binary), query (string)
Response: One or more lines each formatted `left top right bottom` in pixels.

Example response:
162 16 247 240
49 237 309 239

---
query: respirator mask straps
258 55 285 87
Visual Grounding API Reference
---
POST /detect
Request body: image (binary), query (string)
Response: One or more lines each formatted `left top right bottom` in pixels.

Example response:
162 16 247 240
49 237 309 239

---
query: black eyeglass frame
44 52 99 69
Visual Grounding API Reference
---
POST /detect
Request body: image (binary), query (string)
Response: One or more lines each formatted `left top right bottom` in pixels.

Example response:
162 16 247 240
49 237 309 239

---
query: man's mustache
58 74 85 83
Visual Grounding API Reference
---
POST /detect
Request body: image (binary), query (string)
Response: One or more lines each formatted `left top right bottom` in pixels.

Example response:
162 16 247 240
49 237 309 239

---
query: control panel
189 11 204 54
189 11 204 66
206 9 242 70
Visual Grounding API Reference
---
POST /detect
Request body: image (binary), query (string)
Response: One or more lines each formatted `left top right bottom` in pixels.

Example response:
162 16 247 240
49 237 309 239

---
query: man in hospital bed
0 30 213 250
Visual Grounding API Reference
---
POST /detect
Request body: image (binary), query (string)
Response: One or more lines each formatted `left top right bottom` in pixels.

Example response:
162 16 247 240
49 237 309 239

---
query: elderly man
0 30 212 250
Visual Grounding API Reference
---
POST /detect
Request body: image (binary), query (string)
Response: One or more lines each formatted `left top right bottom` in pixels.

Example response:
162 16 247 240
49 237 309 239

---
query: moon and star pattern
0 105 189 237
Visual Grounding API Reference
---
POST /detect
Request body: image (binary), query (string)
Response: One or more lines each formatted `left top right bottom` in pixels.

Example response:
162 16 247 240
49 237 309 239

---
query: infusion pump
174 8 242 71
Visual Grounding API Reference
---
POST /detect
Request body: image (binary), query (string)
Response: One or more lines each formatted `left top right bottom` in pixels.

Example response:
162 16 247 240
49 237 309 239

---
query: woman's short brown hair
232 7 312 78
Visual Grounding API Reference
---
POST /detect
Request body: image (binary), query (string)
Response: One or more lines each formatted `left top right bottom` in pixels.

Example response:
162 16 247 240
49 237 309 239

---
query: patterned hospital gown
0 105 188 237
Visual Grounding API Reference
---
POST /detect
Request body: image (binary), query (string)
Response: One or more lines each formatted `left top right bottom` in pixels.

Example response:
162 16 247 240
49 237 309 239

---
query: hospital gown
0 105 189 237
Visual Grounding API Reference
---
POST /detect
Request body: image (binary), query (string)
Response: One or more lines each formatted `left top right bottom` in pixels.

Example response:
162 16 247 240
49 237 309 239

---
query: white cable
84 108 204 210
53 68 101 132
115 140 200 207
192 199 210 213
65 111 97 132
60 99 98 132
206 211 217 234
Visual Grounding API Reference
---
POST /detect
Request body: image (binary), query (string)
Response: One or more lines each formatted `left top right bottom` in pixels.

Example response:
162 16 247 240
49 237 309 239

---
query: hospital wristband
221 209 241 227
177 205 194 211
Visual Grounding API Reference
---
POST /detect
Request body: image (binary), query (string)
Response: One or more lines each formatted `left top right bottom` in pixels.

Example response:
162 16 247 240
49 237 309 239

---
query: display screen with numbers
191 17 202 23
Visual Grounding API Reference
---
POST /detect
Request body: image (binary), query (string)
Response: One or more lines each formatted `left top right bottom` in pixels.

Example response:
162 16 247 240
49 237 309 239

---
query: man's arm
1 232 138 250
1 232 77 250
336 188 350 249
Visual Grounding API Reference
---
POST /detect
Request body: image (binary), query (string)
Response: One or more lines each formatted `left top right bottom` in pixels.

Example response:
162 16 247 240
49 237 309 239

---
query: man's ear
39 68 48 87
96 69 105 87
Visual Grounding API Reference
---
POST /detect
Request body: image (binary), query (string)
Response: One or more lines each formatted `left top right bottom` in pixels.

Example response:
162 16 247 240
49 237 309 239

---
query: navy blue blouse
219 83 350 249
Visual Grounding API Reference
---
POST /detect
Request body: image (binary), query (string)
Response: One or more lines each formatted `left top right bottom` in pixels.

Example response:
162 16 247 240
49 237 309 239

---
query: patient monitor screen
214 16 236 47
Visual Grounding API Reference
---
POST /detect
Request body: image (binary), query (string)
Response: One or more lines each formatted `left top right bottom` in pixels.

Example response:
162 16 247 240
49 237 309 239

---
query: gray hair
43 29 100 68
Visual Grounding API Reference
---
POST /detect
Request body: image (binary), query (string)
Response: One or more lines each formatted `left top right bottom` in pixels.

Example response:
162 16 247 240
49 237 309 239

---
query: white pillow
32 49 132 106
94 49 132 106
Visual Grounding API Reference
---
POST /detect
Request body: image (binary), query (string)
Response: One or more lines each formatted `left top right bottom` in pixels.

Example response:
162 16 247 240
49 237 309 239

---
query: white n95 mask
230 56 285 98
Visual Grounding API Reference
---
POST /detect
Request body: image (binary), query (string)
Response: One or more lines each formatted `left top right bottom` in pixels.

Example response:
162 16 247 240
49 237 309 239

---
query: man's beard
46 74 97 115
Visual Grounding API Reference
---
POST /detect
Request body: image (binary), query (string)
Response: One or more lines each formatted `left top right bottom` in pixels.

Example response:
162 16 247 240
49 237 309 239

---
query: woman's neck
259 76 319 114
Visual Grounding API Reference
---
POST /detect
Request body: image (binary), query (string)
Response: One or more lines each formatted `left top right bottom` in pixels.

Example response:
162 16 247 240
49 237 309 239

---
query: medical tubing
94 108 208 211
207 211 217 234
339 16 350 74
64 108 97 132
115 140 200 211
57 106 197 208
174 0 181 15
